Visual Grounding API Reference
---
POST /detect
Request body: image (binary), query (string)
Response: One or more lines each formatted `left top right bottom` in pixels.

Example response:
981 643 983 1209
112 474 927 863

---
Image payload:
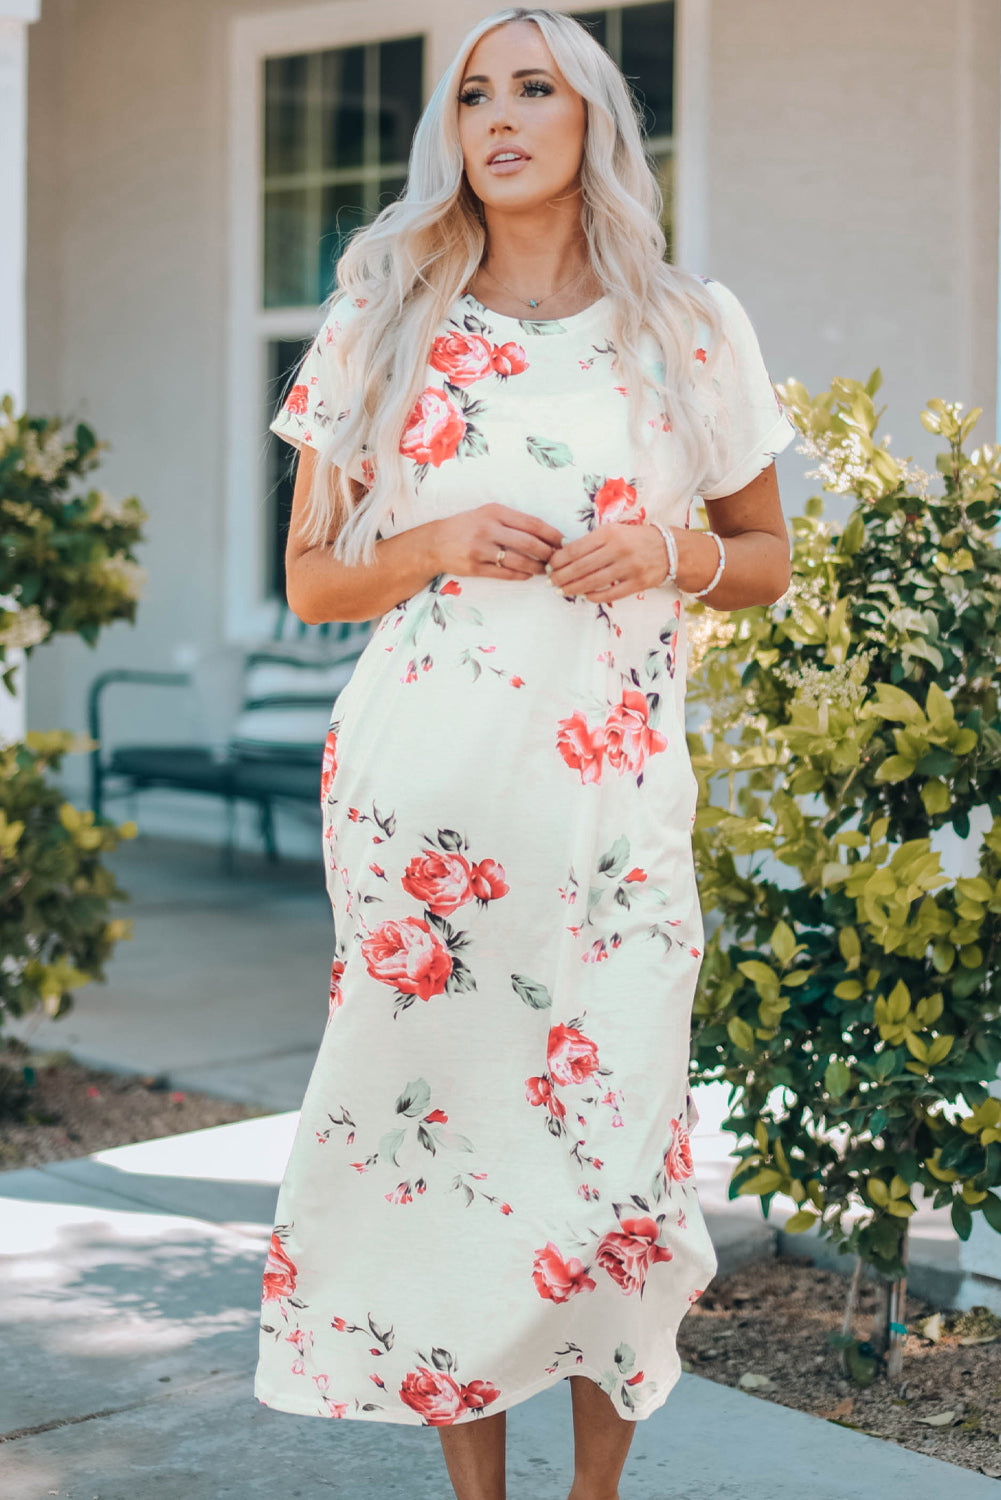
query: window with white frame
570 2 677 255
260 2 677 607
263 35 424 601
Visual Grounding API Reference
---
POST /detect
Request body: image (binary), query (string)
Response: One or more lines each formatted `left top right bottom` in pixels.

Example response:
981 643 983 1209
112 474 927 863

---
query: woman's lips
487 154 531 175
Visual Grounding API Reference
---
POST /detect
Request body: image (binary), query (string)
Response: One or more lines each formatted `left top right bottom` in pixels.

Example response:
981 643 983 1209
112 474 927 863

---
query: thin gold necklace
477 261 591 311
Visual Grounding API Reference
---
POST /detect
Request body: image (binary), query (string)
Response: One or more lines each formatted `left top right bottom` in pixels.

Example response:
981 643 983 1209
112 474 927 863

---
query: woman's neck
467 203 603 320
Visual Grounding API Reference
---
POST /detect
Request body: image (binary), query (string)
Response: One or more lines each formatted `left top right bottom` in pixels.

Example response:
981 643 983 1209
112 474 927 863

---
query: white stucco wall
21 0 1001 850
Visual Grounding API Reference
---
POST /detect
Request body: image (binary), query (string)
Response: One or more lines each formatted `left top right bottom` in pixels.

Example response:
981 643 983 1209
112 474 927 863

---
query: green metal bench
87 606 379 870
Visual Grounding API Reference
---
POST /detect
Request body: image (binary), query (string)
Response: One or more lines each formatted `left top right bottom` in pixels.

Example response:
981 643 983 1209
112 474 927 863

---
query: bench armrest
87 668 194 816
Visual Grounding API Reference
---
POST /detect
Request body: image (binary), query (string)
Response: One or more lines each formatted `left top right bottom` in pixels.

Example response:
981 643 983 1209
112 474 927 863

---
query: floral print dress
256 278 795 1427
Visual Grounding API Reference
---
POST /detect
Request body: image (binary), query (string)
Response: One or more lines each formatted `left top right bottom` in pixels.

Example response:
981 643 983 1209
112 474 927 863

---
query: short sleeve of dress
697 278 796 501
268 295 363 457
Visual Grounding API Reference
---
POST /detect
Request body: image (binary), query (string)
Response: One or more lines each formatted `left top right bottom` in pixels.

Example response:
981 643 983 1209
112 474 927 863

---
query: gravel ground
677 1254 1001 1479
0 1044 269 1169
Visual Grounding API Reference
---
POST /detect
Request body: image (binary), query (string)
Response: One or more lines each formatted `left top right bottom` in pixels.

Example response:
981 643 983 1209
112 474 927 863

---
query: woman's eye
457 80 554 105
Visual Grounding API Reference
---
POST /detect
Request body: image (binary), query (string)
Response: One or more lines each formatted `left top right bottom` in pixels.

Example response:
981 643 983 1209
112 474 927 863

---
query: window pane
267 337 311 600
378 36 423 163
264 54 310 177
569 10 608 49
319 182 369 296
263 186 316 307
621 1 675 137
652 150 673 259
320 46 366 171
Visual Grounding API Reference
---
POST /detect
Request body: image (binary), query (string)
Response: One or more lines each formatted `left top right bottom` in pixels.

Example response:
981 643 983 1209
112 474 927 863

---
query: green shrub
686 374 1001 1373
0 396 146 1106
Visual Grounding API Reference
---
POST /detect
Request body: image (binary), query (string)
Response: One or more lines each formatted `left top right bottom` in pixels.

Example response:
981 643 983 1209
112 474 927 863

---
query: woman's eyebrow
460 67 556 85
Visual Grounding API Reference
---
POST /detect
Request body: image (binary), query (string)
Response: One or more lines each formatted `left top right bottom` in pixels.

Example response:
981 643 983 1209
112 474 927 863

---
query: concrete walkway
3 1114 998 1500
2 833 998 1496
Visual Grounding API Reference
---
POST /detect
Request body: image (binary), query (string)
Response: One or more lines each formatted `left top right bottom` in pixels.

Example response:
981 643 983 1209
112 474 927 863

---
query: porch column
0 0 41 744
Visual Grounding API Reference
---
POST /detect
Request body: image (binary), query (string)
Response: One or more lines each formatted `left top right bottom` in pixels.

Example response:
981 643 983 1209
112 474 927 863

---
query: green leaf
518 319 567 336
727 1015 756 1052
980 1192 1001 1233
839 927 861 969
597 835 630 878
951 1197 973 1241
511 973 553 1009
875 755 917 783
525 435 574 469
825 1059 852 1099
737 1168 784 1196
378 1128 406 1165
770 920 797 966
920 779 951 816
395 1078 432 1118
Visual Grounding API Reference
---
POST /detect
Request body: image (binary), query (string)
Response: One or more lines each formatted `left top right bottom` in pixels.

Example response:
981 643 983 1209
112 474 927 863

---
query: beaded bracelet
691 530 727 599
648 520 679 585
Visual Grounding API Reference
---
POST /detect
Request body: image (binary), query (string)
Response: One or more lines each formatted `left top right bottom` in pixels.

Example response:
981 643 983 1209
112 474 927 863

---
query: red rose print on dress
525 1073 567 1123
557 711 606 785
399 1344 500 1425
490 341 529 377
286 384 309 415
547 1023 600 1086
575 472 645 529
262 1231 298 1302
470 858 508 900
328 958 345 1018
400 388 466 467
402 848 476 915
603 690 668 777
459 1378 502 1411
532 1242 597 1302
360 917 452 1008
430 332 496 386
320 728 338 803
401 832 508 919
592 476 646 527
594 1215 672 1296
664 1114 695 1183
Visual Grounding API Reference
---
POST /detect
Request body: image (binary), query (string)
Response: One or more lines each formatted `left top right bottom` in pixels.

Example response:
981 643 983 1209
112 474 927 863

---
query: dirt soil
677 1254 1001 1480
0 1046 269 1170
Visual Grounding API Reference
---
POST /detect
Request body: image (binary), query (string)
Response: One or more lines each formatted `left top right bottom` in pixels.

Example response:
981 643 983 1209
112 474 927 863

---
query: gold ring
497 546 506 566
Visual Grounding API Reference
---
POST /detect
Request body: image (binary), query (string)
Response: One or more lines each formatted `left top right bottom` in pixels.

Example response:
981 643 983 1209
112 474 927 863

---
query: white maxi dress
254 277 796 1427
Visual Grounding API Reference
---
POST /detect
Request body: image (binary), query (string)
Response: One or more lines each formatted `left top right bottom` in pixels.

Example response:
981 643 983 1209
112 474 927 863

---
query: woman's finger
492 528 555 573
550 544 618 590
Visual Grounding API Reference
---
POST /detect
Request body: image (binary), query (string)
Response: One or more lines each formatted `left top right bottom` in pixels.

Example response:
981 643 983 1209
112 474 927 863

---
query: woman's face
457 20 587 216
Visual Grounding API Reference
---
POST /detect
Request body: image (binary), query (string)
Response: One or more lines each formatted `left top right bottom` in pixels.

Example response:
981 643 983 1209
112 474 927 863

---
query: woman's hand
547 522 670 603
432 503 563 580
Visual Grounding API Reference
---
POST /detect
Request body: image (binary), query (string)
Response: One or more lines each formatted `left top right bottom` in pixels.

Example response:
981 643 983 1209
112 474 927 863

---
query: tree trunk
841 1254 866 1376
887 1226 909 1381
868 1226 909 1378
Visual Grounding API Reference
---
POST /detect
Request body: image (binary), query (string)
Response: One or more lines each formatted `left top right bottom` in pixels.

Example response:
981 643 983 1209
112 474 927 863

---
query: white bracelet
648 520 678 585
690 530 726 599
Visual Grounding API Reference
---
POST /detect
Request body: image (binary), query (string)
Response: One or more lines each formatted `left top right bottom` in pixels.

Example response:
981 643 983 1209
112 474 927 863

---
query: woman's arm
546 461 791 611
284 445 561 623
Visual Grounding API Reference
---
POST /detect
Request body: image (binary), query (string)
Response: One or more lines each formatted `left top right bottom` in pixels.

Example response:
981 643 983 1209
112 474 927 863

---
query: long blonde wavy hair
290 5 732 567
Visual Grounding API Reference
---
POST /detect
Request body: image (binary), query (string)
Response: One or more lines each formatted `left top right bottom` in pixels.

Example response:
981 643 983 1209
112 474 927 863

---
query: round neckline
460 289 611 333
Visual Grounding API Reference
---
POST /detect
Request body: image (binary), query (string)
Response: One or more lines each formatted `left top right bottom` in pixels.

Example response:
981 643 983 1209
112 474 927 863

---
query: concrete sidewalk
3 1113 998 1500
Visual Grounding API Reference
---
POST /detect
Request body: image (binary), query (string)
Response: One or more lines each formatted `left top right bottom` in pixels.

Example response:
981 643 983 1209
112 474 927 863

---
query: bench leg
221 796 237 875
259 800 279 864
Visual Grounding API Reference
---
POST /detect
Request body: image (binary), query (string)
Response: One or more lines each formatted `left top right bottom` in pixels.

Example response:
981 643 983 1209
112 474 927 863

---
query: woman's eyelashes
458 80 554 106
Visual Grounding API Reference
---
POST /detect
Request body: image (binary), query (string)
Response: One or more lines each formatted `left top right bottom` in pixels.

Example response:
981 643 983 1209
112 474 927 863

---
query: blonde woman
257 9 794 1500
